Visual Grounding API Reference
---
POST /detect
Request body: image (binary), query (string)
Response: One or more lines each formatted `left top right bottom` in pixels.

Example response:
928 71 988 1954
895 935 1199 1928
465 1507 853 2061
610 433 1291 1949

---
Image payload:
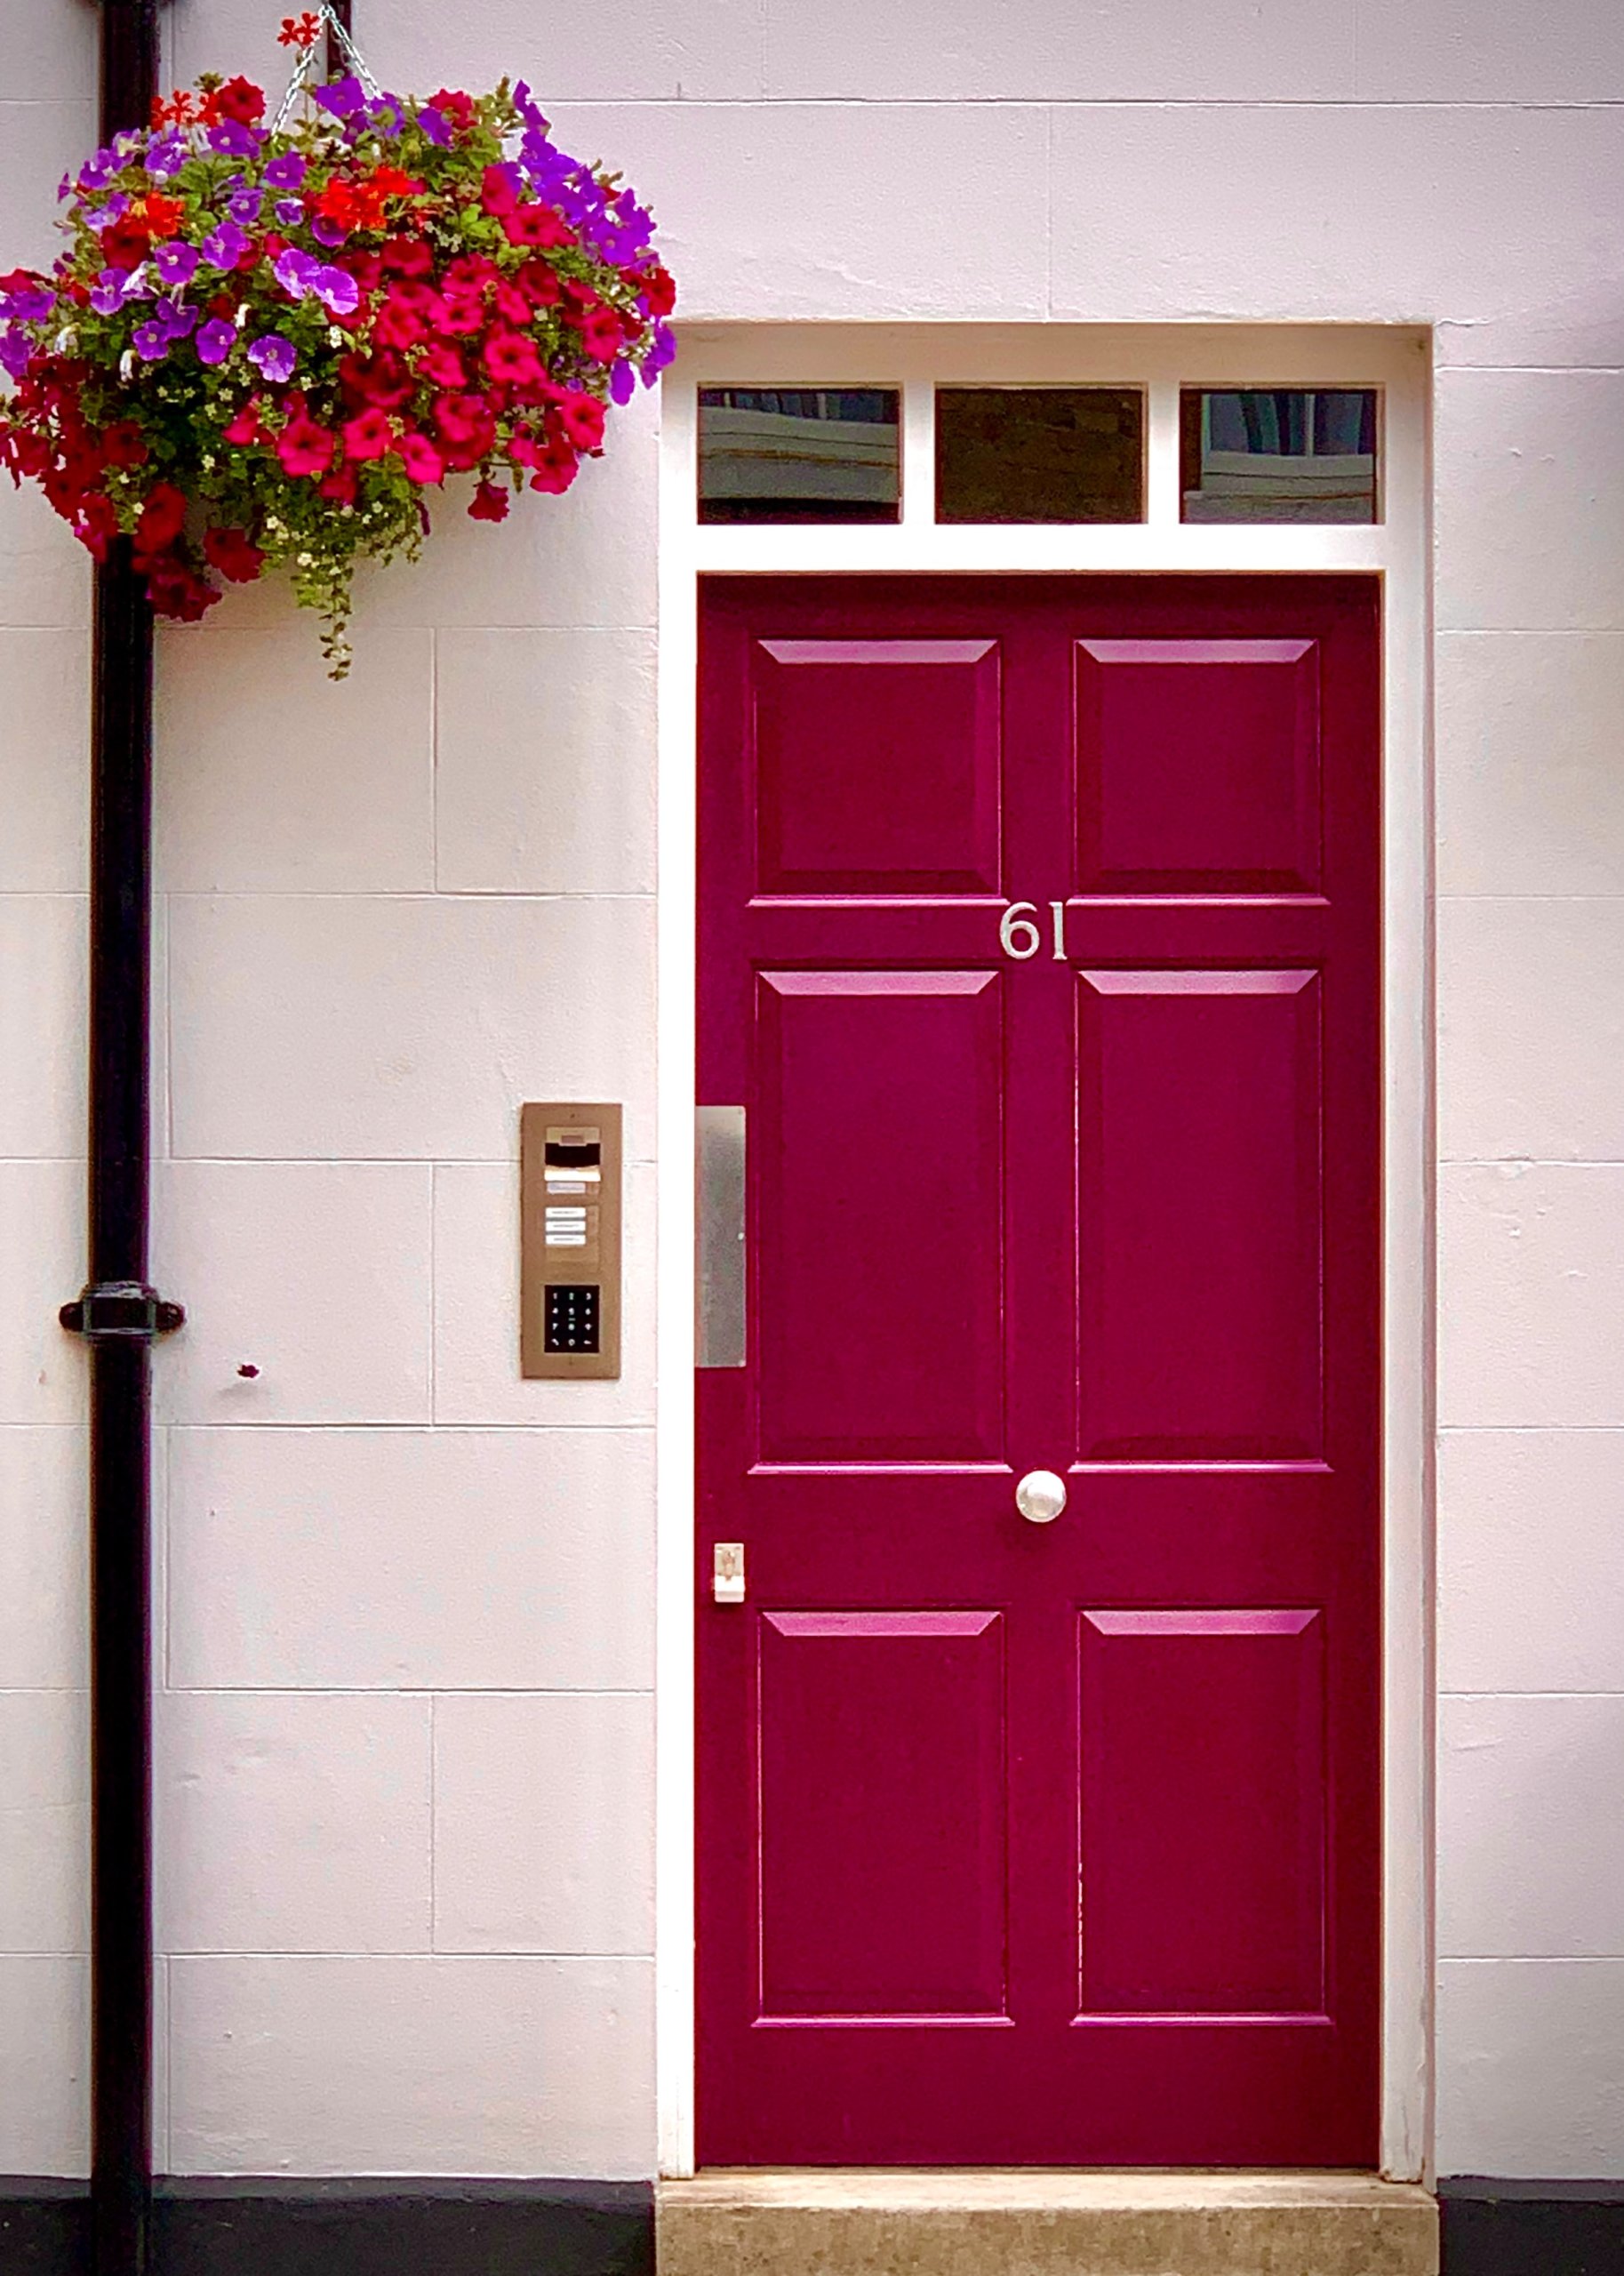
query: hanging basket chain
270 0 382 134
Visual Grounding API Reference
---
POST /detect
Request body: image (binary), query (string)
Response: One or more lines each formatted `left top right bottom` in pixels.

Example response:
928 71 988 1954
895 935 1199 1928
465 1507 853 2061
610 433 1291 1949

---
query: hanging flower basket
0 11 675 673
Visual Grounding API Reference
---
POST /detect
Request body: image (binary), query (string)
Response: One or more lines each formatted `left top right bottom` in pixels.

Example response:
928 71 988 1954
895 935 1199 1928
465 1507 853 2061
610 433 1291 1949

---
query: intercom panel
520 1102 622 1380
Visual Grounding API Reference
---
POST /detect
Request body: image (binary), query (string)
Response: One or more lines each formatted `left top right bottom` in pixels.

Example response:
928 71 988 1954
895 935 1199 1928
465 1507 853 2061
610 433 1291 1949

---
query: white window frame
655 323 1433 2184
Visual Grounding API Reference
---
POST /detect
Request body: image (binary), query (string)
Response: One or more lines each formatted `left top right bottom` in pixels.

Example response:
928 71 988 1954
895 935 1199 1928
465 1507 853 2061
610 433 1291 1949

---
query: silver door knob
1015 1469 1067 1524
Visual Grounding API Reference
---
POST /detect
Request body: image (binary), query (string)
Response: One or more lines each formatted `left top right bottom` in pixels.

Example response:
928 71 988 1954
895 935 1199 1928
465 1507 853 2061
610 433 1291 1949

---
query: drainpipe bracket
60 1280 185 1341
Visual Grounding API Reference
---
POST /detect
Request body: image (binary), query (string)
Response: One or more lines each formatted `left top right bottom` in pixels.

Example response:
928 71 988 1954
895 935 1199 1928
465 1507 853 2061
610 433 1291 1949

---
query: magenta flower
153 241 199 286
263 151 306 189
132 321 171 361
201 219 249 268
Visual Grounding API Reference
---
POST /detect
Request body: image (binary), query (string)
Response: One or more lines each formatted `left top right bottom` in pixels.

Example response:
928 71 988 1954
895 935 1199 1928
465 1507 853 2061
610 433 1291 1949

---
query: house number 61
999 900 1068 960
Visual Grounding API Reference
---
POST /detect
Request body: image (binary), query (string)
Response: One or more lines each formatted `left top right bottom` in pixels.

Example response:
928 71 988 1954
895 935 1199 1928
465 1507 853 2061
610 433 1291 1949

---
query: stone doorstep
655 2171 1439 2276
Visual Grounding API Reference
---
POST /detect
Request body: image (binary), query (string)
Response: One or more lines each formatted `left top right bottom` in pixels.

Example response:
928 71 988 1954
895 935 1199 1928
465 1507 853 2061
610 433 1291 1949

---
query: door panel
698 575 1381 2168
754 968 1005 1465
758 1610 1009 2019
1077 1608 1327 2017
1076 967 1324 1463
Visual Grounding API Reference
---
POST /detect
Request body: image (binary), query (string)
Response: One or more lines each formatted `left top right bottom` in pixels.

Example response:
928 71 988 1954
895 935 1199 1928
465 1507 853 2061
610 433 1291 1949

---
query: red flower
340 349 412 408
100 220 151 271
528 444 579 494
222 400 264 445
396 433 444 485
99 421 148 469
417 342 466 389
432 392 496 469
135 483 187 552
380 236 433 277
636 261 676 317
203 525 266 582
278 12 322 48
340 250 384 295
276 416 334 477
574 305 627 365
143 557 220 621
140 192 186 240
437 295 484 338
516 259 561 309
479 164 518 218
71 493 120 559
503 203 573 250
468 480 509 522
483 331 543 387
317 461 359 503
341 408 394 461
429 88 476 132
213 76 266 125
373 292 426 350
556 390 606 452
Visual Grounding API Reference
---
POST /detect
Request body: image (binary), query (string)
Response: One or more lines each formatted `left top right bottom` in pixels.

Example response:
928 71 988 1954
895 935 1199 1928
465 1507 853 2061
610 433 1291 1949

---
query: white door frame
654 322 1434 2182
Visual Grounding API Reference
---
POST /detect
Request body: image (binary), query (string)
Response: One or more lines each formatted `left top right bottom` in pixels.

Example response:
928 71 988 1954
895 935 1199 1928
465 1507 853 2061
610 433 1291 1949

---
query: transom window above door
694 374 1384 528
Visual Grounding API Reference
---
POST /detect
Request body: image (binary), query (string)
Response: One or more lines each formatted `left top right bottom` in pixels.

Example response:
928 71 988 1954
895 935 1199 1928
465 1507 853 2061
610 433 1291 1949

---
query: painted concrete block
0 1957 87 2176
156 1692 432 1956
0 0 95 100
152 1162 433 1426
0 485 88 634
166 894 657 1163
766 0 1356 100
0 630 88 889
0 100 94 272
434 628 658 895
433 1693 654 1956
1439 897 1624 1163
1048 106 1624 356
432 1160 656 1427
547 101 1049 323
0 895 84 1159
165 1428 655 1692
1440 1695 1624 1960
1437 1959 1624 2177
168 1952 655 2176
156 627 435 894
1440 1429 1624 1695
0 1690 87 1955
0 1162 86 1427
1437 371 1624 634
1439 1165 1624 1426
1436 634 1624 896
366 0 764 100
0 1428 86 1692
1356 0 1624 102
355 390 660 631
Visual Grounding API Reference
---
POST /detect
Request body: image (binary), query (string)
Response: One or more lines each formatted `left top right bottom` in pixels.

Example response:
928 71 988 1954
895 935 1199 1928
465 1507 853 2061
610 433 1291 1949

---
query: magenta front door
696 575 1381 2167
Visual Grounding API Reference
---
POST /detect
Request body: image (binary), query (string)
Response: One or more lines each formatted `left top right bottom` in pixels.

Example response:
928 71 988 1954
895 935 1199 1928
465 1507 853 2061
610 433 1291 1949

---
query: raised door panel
1076 969 1324 1464
1076 637 1321 894
754 637 1002 894
757 1610 1009 2019
1077 1608 1327 2017
755 969 1005 1465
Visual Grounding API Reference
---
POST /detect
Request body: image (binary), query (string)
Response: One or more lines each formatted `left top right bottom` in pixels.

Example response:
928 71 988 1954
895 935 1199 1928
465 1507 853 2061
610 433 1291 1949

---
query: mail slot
521 1102 622 1380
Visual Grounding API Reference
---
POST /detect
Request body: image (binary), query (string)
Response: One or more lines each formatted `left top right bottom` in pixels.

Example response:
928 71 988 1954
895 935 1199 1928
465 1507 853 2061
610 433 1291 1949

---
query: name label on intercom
521 1102 623 1380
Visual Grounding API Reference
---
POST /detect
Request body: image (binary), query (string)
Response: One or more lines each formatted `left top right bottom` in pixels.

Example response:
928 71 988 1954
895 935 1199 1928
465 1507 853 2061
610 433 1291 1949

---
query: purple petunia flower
314 265 358 315
207 120 260 159
273 245 320 298
155 295 199 339
58 173 72 203
145 133 188 179
512 81 549 134
314 75 365 118
0 329 34 379
415 105 450 148
263 151 307 190
245 332 296 383
642 322 676 383
308 212 345 244
228 187 263 225
279 200 309 229
132 321 171 362
201 218 250 269
89 266 137 315
195 317 236 366
367 94 404 135
76 148 121 194
153 240 199 286
2 284 56 325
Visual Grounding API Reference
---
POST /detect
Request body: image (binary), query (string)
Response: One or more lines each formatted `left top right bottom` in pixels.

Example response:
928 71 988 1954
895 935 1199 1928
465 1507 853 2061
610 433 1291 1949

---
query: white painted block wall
3 0 1624 2185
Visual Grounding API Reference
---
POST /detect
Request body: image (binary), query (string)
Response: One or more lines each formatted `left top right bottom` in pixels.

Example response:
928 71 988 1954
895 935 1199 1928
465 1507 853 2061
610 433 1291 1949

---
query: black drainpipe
58 6 180 2273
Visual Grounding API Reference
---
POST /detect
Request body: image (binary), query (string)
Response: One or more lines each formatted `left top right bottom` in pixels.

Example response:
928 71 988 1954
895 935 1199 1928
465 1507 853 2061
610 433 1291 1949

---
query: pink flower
221 400 263 445
575 305 626 364
396 432 444 484
276 416 333 477
479 164 518 217
203 525 265 581
502 203 572 249
483 330 543 387
468 480 508 521
417 342 466 388
341 407 394 461
373 292 425 349
556 390 606 452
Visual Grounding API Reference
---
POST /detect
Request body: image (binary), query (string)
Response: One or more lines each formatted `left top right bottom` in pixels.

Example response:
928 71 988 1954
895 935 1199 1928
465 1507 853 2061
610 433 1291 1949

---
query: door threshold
656 2169 1437 2274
